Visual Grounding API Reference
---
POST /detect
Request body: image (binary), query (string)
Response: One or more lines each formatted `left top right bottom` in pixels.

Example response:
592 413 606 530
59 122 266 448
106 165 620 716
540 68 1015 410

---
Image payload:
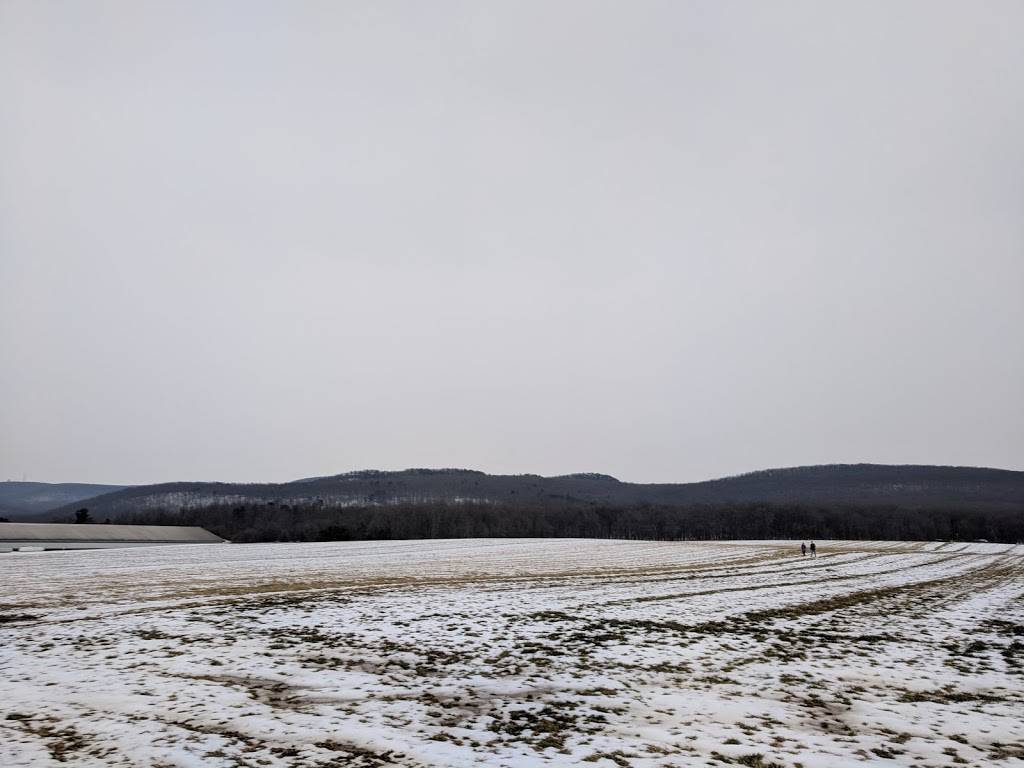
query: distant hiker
810 541 817 558
801 542 807 557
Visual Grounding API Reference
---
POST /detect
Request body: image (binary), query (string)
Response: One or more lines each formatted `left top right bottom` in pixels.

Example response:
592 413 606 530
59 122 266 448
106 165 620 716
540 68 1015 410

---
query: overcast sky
2 1 1022 485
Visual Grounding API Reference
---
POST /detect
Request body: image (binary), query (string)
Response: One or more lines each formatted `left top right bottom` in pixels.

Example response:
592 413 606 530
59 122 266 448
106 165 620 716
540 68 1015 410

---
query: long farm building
0 522 225 552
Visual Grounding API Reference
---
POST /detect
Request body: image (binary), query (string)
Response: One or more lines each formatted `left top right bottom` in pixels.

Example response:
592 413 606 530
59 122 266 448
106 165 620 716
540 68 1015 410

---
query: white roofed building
0 522 225 551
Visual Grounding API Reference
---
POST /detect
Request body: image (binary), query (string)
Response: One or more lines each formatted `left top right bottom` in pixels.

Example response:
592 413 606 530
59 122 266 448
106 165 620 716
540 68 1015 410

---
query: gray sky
2 1 1022 485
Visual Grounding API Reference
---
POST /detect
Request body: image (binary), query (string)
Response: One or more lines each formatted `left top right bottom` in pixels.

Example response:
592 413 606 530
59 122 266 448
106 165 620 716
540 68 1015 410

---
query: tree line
109 500 1024 544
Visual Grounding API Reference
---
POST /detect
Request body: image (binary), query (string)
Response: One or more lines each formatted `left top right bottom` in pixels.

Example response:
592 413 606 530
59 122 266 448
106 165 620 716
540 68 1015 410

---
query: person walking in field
810 541 817 558
801 542 807 557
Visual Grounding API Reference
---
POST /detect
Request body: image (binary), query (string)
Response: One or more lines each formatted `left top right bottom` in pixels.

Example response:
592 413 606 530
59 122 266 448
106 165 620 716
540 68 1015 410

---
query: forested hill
47 463 1024 519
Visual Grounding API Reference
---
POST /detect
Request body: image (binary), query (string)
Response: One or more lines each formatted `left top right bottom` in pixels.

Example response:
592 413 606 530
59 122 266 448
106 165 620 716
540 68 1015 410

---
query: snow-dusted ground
1 539 1022 767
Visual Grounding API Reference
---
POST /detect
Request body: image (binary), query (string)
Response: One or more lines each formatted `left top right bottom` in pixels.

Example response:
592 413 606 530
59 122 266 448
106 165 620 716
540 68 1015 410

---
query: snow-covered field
1 539 1022 767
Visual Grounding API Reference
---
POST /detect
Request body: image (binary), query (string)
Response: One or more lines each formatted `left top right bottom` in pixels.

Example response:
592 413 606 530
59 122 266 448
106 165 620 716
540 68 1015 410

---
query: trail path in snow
2 539 1022 767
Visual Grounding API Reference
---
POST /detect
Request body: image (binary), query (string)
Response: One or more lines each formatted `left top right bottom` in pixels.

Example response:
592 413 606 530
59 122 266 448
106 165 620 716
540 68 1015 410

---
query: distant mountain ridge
0 482 128 520
37 463 1024 521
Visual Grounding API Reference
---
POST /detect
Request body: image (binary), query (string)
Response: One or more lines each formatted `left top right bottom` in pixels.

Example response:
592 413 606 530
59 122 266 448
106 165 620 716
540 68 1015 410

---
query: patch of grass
735 754 785 768
133 628 177 641
981 619 1024 637
487 700 596 752
314 739 400 765
989 743 1024 760
583 750 635 766
0 612 37 624
898 688 1004 704
700 675 740 685
870 746 900 759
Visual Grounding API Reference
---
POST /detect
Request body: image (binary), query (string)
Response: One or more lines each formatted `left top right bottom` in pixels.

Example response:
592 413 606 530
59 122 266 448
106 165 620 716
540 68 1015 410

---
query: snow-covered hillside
1 539 1022 766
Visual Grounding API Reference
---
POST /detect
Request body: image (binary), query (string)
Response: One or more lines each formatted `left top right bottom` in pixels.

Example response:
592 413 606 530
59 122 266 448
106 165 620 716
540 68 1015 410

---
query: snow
1 538 1022 766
